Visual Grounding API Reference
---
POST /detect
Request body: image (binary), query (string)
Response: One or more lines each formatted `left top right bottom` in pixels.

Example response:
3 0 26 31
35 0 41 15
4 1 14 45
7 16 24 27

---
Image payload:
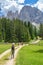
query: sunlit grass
36 40 43 46
16 40 43 65
0 43 11 54
0 41 18 54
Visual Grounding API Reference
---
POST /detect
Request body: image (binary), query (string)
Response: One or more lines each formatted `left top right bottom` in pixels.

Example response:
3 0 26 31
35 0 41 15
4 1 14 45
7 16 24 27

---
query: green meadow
0 43 18 65
0 43 18 54
0 43 11 54
16 40 43 65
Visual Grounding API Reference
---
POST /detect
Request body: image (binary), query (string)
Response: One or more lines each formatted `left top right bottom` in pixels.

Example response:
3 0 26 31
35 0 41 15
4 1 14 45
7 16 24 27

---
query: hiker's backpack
12 45 14 50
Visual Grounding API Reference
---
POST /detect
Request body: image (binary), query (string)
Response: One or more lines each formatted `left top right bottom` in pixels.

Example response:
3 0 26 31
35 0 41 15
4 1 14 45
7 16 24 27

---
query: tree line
0 18 43 43
39 23 43 39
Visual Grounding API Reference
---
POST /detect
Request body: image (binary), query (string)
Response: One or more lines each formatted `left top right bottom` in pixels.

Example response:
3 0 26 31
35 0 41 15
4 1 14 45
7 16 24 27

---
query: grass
36 40 43 46
0 41 18 54
0 42 18 65
0 43 11 54
16 40 43 65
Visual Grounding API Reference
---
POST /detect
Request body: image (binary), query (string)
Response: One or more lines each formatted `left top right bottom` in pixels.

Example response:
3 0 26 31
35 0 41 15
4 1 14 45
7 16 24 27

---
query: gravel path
0 46 18 59
0 40 40 65
0 49 11 59
4 45 24 65
0 40 40 59
31 39 40 44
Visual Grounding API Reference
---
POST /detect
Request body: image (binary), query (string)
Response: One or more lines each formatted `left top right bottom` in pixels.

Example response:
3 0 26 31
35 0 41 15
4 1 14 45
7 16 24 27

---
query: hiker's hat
12 43 14 45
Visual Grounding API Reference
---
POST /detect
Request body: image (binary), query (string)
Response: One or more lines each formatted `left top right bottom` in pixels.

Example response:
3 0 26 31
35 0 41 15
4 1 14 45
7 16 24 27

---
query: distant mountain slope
18 6 43 23
7 11 18 20
7 6 43 23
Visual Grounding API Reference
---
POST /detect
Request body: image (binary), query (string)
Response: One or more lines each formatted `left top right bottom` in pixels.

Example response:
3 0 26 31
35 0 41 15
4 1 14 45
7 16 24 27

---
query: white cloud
0 0 43 16
0 0 24 13
18 5 24 13
18 0 25 3
32 0 43 12
3 1 17 9
39 0 43 3
36 2 43 11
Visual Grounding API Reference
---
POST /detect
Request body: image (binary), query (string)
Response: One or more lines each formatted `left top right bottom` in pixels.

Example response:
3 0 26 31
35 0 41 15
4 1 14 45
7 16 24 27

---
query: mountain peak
3 5 43 23
18 6 43 23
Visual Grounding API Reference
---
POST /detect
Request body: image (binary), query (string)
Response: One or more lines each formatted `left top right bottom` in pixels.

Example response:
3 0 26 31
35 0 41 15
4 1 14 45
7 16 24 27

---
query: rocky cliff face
18 6 43 23
7 6 43 23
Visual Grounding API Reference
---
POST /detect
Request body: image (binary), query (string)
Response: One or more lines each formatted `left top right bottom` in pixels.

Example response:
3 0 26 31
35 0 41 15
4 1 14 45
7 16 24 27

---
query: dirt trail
0 46 18 59
0 40 40 59
4 45 24 65
0 40 40 65
31 39 40 44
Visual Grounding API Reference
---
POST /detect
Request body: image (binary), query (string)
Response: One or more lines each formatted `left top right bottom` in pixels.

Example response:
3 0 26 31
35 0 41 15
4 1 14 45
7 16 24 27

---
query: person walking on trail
11 43 15 59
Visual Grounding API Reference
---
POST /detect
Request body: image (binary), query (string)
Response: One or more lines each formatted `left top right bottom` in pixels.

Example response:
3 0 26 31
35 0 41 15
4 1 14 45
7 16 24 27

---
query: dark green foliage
0 19 2 41
1 18 7 40
0 18 38 43
14 19 30 42
28 22 34 39
39 23 43 39
34 26 37 39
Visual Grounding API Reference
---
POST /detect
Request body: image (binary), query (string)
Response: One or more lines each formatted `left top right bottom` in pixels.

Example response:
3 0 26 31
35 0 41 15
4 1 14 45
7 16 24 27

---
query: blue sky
23 0 38 5
25 0 36 4
18 0 38 6
0 0 43 16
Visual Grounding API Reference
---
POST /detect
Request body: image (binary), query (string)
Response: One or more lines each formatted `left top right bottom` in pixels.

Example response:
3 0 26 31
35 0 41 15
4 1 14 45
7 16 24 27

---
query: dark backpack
12 45 14 50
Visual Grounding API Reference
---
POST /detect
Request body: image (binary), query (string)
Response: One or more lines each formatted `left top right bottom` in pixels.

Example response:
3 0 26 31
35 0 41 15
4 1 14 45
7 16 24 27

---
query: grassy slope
16 40 43 65
36 40 43 46
0 41 18 54
0 44 11 54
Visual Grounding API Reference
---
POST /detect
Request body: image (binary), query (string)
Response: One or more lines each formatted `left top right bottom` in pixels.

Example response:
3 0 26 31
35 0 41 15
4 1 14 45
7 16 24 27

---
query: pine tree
39 23 43 39
28 22 34 39
0 19 2 41
34 26 37 39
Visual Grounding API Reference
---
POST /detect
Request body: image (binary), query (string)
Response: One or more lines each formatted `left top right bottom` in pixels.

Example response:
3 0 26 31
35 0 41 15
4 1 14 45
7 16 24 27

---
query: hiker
11 43 15 59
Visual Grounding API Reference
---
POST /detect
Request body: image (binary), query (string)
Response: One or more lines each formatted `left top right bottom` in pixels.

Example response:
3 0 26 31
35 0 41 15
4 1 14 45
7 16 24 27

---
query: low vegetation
0 41 18 54
0 18 38 43
36 40 43 46
16 40 43 65
0 43 12 54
